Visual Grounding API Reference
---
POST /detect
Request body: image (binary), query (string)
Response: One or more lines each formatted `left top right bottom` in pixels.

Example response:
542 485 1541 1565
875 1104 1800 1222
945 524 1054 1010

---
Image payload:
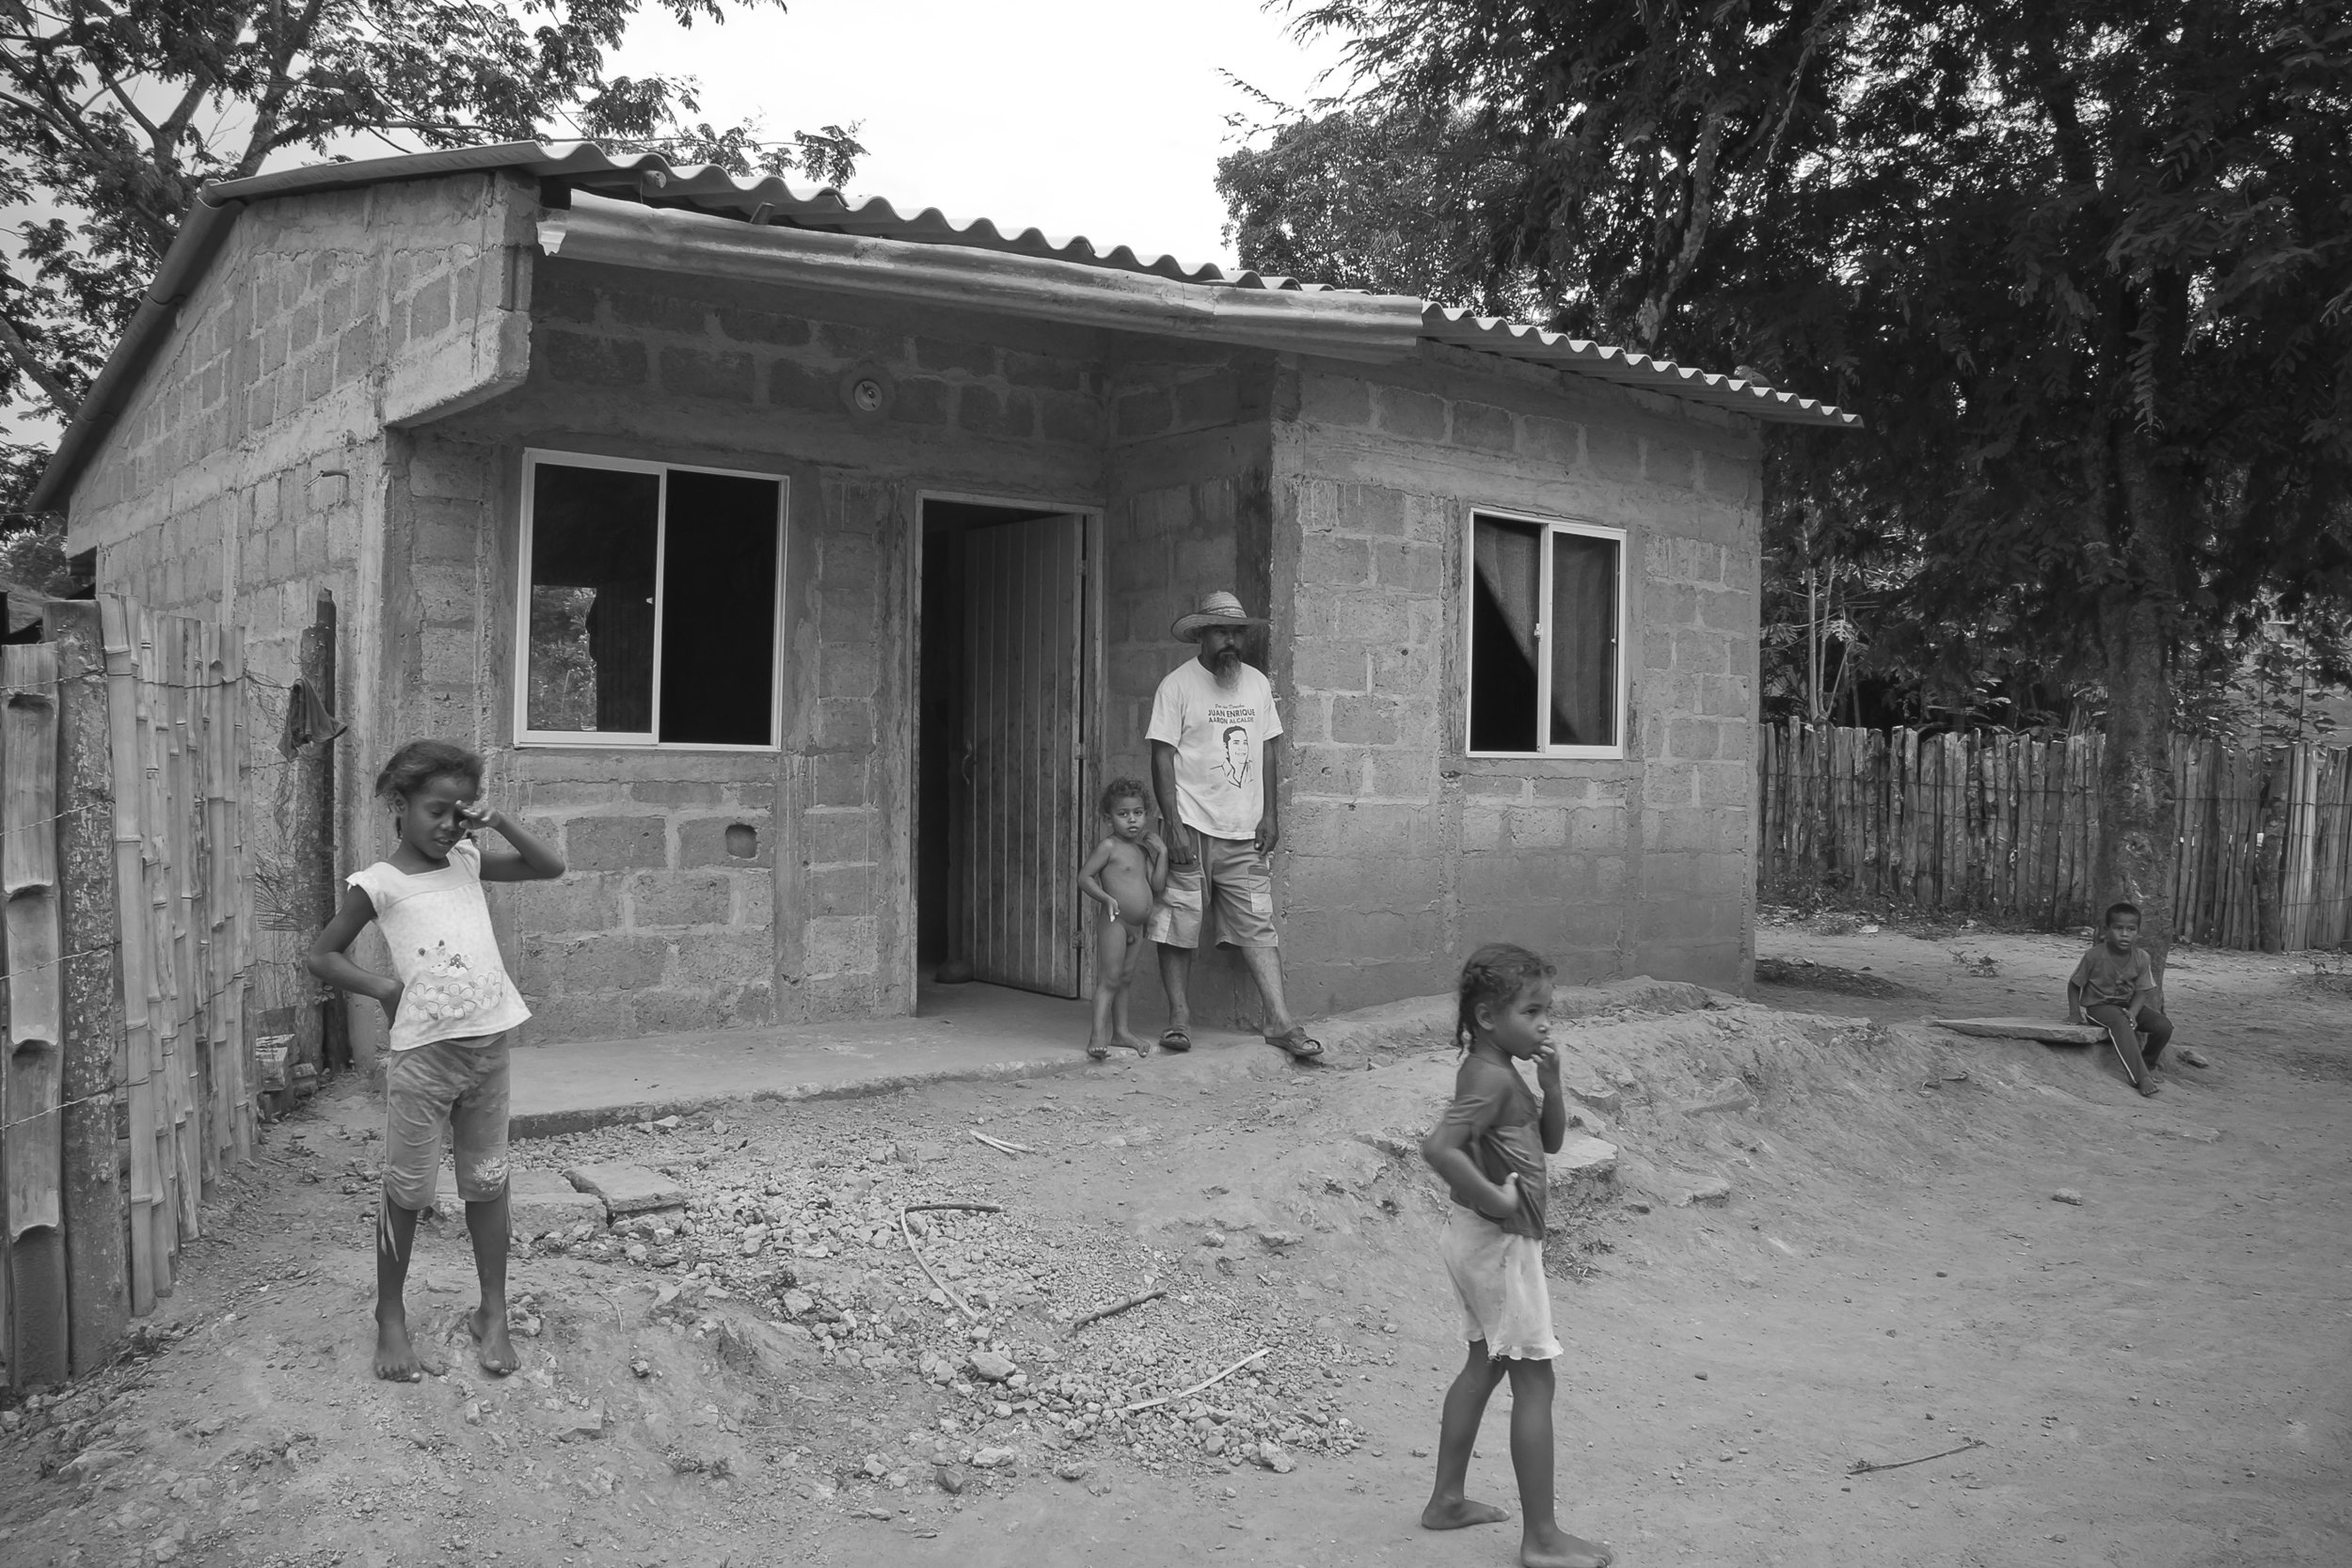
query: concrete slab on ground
561 1163 687 1218
502 982 1263 1138
510 1168 604 1238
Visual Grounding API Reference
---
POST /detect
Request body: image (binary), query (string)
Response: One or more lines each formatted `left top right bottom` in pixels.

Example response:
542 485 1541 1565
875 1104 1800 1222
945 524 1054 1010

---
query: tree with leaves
1227 0 2352 962
0 0 861 516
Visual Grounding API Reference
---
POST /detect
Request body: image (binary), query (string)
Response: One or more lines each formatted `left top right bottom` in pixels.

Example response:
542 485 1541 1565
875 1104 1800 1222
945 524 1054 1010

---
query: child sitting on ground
1419 943 1613 1568
1076 777 1168 1059
2067 900 2173 1098
307 740 564 1380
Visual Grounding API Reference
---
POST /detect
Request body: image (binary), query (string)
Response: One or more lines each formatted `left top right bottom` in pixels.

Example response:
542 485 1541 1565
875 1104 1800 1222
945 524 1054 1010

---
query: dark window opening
1465 513 1622 754
522 457 782 746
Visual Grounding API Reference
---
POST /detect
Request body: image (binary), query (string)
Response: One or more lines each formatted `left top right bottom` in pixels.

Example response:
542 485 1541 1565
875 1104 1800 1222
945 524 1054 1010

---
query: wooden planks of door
955 515 1085 996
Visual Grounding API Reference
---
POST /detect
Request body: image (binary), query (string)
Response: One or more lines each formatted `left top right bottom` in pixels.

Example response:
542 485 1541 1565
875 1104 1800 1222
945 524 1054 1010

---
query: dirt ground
3 922 2347 1568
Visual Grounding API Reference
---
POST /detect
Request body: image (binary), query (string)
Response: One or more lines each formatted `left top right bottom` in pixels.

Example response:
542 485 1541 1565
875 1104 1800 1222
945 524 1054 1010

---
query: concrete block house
33 143 1853 1048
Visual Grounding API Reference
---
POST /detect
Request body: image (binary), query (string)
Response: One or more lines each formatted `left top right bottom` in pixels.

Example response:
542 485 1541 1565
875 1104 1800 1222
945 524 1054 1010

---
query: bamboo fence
2 596 256 1387
1759 720 2352 950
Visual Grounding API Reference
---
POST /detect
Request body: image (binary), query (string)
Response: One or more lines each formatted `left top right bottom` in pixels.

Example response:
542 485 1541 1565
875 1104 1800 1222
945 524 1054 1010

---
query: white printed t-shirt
347 839 531 1052
1147 657 1283 840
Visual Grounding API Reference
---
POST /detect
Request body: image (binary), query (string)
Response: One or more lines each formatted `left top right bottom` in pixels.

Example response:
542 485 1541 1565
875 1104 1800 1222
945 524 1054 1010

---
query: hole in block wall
724 823 757 859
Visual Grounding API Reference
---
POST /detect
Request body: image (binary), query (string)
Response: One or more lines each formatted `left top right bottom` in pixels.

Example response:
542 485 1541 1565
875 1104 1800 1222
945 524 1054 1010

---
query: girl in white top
309 740 564 1382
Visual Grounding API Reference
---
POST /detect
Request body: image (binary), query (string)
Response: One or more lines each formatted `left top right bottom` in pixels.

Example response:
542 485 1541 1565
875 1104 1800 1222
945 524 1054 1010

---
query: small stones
1685 1078 1756 1116
1256 1229 1302 1251
1675 1178 1733 1208
2052 1189 2085 1206
934 1465 966 1495
1054 1459 1090 1481
970 1446 1017 1469
556 1405 609 1442
968 1350 1018 1383
2180 1047 2212 1069
1254 1441 1295 1474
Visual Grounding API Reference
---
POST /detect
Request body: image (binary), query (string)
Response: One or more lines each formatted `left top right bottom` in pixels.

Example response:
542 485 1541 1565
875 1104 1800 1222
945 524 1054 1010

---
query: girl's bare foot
469 1303 519 1374
373 1306 422 1381
1116 1031 1153 1056
1522 1524 1613 1568
1422 1497 1512 1529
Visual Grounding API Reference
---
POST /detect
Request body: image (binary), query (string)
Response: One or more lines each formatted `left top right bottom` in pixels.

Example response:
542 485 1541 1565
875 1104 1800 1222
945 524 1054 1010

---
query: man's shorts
1440 1207 1562 1362
383 1034 511 1212
1147 833 1279 950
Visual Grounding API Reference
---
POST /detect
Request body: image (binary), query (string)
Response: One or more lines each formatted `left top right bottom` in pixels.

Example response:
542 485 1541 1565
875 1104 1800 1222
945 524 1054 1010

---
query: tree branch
0 311 82 419
230 0 330 179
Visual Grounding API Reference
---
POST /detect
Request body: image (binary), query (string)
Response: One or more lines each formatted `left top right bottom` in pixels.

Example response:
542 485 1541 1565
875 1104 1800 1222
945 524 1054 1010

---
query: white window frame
1460 508 1629 761
514 448 787 752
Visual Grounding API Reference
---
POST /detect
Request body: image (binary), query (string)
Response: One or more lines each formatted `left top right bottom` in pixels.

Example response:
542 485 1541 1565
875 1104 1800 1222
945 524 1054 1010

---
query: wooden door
955 515 1086 995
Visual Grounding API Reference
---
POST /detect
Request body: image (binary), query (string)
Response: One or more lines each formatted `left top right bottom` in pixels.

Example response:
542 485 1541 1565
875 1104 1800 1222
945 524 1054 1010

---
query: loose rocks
967 1350 1019 1383
2052 1189 2085 1206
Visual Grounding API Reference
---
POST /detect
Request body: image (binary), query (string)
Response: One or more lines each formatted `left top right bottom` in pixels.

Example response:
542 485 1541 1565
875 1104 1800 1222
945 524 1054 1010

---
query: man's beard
1205 646 1243 682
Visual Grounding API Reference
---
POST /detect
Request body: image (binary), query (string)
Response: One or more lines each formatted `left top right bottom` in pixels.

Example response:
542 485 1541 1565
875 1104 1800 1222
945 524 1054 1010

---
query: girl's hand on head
457 802 499 833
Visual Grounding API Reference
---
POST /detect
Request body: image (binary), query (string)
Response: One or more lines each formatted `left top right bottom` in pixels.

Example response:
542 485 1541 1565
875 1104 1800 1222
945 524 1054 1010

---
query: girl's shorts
1440 1206 1562 1362
383 1034 511 1212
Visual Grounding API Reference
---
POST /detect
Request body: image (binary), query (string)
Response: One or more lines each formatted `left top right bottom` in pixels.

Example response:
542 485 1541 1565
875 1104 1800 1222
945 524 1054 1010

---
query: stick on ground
971 1131 1034 1155
1848 1437 1986 1476
898 1202 1003 1323
1070 1288 1166 1331
1124 1348 1268 1413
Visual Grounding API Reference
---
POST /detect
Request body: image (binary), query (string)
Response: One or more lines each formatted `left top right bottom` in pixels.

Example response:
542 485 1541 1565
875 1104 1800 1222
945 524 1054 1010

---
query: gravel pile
513 1107 1388 1485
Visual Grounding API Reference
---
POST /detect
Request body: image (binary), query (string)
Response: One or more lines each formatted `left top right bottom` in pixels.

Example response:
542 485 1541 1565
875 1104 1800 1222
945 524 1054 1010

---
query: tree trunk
2095 429 2186 989
2253 751 2288 953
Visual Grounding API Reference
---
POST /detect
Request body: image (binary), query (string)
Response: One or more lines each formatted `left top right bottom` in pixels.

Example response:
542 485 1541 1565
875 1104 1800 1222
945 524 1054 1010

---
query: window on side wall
516 451 785 749
1464 511 1626 758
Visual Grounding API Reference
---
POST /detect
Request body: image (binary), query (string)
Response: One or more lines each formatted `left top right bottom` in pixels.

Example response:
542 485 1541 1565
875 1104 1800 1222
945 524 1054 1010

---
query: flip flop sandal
1265 1027 1325 1061
1157 1027 1193 1053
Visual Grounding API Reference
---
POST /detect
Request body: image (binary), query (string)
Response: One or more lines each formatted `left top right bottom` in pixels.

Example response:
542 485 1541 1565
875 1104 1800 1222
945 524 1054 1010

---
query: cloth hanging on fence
277 677 346 761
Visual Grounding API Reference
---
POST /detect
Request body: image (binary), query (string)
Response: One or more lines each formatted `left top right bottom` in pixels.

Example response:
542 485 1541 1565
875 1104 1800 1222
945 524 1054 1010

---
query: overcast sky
609 0 1355 269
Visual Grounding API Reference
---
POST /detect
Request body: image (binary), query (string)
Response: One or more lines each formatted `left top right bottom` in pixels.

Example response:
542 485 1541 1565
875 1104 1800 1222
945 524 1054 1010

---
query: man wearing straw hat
1145 590 1323 1061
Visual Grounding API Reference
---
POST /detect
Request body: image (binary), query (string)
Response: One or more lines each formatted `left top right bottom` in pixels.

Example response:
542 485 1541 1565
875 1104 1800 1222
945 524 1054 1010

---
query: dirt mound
1755 955 1915 997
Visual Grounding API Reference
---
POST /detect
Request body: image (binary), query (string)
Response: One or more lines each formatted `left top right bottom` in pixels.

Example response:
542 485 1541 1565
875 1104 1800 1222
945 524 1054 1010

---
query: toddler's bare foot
1522 1524 1613 1568
373 1306 422 1382
1116 1031 1153 1056
1422 1497 1512 1530
469 1303 519 1374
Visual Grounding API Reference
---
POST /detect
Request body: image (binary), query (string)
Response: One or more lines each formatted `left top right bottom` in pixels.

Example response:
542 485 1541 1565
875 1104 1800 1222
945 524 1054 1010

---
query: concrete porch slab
502 981 1263 1138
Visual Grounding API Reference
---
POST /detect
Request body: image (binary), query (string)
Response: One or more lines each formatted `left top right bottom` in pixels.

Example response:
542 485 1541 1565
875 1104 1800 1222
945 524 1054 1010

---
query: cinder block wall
61 171 536 1031
1099 342 1279 1028
1271 343 1763 1009
425 260 1108 1037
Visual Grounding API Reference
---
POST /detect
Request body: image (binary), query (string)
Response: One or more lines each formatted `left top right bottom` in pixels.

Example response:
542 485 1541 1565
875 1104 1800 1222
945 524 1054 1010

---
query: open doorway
916 499 1091 1000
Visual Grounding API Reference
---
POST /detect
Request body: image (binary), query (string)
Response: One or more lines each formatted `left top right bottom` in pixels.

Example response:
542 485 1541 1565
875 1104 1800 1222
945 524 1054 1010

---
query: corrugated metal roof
1422 309 1858 427
35 140 1854 509
204 142 1855 425
206 140 1324 291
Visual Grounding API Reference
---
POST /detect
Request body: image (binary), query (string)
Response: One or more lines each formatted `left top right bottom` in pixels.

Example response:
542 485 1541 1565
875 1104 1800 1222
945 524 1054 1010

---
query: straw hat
1170 590 1270 642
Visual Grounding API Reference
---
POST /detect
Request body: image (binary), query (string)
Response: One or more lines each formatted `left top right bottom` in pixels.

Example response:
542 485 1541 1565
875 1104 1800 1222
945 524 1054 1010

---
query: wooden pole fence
1759 721 2352 951
2 595 258 1387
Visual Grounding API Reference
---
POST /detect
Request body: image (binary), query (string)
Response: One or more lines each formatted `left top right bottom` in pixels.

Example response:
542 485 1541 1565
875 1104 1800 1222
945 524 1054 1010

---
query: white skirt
1439 1206 1561 1362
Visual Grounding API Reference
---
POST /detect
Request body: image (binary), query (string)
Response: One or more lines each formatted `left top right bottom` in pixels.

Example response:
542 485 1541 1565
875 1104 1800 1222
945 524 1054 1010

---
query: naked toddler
1077 777 1168 1058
